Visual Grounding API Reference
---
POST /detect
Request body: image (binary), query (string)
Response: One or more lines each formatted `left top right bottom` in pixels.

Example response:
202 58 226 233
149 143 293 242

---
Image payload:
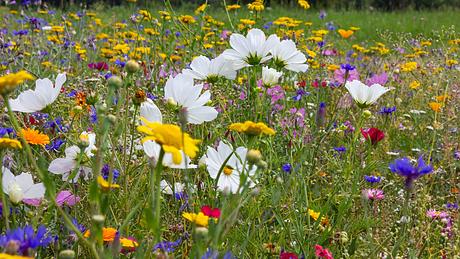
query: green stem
0 149 10 230
152 148 165 243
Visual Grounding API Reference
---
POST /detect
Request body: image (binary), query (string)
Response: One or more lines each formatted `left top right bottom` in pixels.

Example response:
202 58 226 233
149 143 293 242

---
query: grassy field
0 1 459 258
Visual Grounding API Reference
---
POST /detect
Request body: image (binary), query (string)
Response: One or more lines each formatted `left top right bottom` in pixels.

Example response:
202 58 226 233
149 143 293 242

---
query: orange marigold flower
338 29 354 39
84 227 118 242
429 102 442 112
20 128 50 146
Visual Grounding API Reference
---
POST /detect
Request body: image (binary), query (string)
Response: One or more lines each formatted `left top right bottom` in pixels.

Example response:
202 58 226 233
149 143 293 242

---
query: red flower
361 127 385 145
314 245 333 259
201 205 221 218
280 251 298 259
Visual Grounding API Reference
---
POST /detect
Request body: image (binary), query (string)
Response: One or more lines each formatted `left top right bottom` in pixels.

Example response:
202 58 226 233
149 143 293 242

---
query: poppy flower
201 206 221 218
361 128 385 145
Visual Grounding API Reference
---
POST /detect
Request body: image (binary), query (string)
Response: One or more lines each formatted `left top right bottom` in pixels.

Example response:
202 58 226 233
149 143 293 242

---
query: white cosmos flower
183 55 237 81
48 132 96 183
160 180 186 195
345 80 393 107
9 73 66 113
2 167 45 204
140 98 162 123
203 141 256 194
262 66 283 86
164 73 218 124
221 28 279 70
271 39 309 72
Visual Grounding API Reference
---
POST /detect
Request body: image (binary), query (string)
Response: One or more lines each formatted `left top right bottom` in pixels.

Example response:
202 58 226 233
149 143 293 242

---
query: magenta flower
426 209 449 219
362 189 385 201
315 245 333 259
366 72 388 86
56 190 81 207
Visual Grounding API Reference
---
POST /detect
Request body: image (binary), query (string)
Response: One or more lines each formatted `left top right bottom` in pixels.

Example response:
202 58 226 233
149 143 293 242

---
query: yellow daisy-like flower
195 3 208 15
429 102 442 112
409 80 420 89
229 121 275 136
179 15 196 24
226 4 241 11
298 0 310 9
248 1 264 12
137 118 200 164
20 128 50 146
182 212 210 227
308 209 320 221
0 71 34 96
400 62 417 72
0 138 22 149
0 253 33 259
97 176 120 191
120 237 139 249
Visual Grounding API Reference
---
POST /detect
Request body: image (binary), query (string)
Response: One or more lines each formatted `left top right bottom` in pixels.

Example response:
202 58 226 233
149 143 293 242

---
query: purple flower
334 68 359 84
389 156 433 188
340 64 356 72
101 164 120 182
366 72 388 86
282 163 292 173
88 62 109 71
362 189 385 201
319 10 327 19
153 237 183 252
334 146 346 153
0 225 53 256
445 203 458 210
378 106 396 115
45 139 65 152
316 102 326 127
364 175 381 184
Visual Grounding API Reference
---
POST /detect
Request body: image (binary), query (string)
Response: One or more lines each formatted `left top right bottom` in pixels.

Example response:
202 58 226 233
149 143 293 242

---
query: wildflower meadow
0 0 459 258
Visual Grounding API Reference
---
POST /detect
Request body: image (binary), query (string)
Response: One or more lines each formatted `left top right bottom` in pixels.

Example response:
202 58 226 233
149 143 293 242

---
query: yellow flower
20 128 50 146
308 209 320 220
51 26 64 33
298 0 310 9
84 227 118 242
446 59 458 67
429 102 442 112
229 121 275 136
226 4 241 11
248 1 264 12
338 29 353 39
0 253 33 259
400 62 417 72
137 118 200 164
0 138 22 149
120 237 139 249
195 3 208 14
97 176 120 191
183 212 210 227
436 95 449 102
409 81 420 89
0 71 34 95
327 64 340 71
179 15 196 24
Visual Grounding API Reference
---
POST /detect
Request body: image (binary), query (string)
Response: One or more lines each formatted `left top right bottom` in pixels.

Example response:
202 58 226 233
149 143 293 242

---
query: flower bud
59 250 76 259
107 115 117 124
133 90 146 106
8 183 24 204
395 97 402 104
166 97 178 107
107 75 123 89
256 160 268 170
362 110 372 119
195 227 208 237
125 60 140 74
92 214 106 224
246 149 262 164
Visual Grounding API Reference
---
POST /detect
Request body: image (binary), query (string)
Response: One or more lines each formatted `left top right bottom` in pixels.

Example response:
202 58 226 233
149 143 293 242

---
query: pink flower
315 245 333 259
362 189 385 201
334 68 359 84
366 72 388 86
56 190 81 207
426 209 449 219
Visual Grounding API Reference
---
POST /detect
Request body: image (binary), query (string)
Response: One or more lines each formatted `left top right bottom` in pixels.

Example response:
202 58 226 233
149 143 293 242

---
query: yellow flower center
223 166 234 176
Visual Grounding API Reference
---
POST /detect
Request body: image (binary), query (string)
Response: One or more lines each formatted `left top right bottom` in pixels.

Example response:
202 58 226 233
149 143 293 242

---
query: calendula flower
338 29 353 39
20 128 50 146
0 70 34 96
0 138 22 149
120 237 139 252
429 102 442 112
248 1 264 12
229 121 275 136
137 119 200 164
179 15 196 24
97 176 120 191
84 227 118 242
226 4 241 11
182 212 210 227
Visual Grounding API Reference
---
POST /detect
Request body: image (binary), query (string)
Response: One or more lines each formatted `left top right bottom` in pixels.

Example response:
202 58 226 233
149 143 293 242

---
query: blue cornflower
340 63 356 71
101 164 120 182
292 89 309 101
45 139 65 152
89 106 98 124
0 127 14 137
317 41 325 48
12 29 28 36
153 237 183 253
202 249 235 259
333 146 347 153
0 225 53 255
389 156 433 188
282 163 292 173
379 106 396 115
115 59 126 68
364 175 381 184
445 203 459 210
67 90 77 97
319 10 327 19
